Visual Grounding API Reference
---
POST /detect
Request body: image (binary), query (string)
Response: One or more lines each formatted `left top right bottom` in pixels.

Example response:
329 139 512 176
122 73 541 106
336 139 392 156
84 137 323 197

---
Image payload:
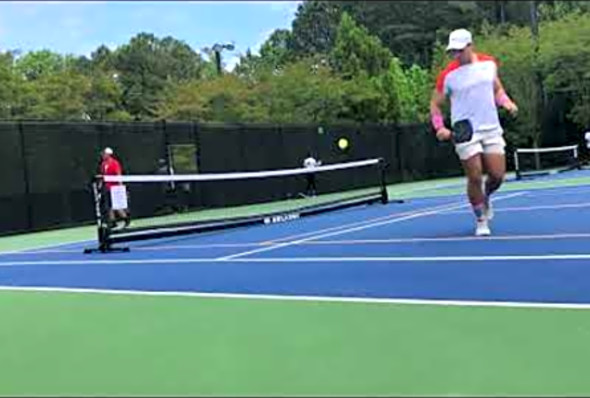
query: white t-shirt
585 132 590 148
436 53 502 133
303 157 321 168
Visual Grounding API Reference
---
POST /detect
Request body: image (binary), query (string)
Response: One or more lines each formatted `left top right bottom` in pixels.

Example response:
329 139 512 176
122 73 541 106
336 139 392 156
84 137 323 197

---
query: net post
514 149 521 180
378 158 389 204
574 145 581 170
84 176 106 253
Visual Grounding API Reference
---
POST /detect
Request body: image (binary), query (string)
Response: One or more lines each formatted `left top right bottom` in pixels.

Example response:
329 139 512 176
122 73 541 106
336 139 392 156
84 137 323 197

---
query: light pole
212 42 235 76
530 0 544 161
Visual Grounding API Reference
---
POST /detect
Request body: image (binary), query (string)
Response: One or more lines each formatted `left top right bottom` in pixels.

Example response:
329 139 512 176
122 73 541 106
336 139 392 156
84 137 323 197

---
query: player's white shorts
454 127 505 161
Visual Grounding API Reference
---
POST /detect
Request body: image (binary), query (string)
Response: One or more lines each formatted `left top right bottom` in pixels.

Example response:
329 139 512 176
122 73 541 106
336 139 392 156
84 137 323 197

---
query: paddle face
452 119 474 144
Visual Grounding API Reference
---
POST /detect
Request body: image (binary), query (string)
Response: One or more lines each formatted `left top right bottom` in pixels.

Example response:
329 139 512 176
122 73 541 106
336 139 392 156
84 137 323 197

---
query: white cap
446 29 472 51
103 147 113 155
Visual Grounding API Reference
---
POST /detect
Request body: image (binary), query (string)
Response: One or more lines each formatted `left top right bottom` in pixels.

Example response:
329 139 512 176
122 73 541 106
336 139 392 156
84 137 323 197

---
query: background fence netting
0 120 468 236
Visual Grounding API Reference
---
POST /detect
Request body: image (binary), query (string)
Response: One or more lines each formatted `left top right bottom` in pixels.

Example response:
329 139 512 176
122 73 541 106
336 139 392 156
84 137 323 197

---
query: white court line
8 232 590 255
261 199 476 245
309 233 590 244
2 242 266 255
3 252 590 267
0 195 468 256
0 191 475 256
518 187 590 197
441 202 590 215
220 192 526 261
0 200 474 256
1 285 589 310
0 238 95 256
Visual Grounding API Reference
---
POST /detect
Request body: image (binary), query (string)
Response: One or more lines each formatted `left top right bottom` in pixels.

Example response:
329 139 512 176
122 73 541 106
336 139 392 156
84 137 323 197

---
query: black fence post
18 121 33 231
161 119 171 171
192 120 204 207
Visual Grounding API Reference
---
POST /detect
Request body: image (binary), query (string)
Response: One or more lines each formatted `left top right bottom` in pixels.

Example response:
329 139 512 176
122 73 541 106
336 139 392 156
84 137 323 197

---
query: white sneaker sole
476 228 491 237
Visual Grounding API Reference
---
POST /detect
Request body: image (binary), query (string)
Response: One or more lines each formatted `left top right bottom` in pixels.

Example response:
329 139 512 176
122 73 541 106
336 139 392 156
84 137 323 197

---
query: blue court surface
2 177 590 308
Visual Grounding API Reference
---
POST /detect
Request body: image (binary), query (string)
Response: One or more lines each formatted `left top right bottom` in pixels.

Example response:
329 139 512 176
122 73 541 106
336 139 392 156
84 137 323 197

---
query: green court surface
2 174 590 396
1 292 590 396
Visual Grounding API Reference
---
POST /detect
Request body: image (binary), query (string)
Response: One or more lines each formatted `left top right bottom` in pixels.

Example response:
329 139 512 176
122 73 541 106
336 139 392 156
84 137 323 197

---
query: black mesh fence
0 120 467 236
397 123 462 181
21 122 102 230
198 123 247 207
0 122 29 233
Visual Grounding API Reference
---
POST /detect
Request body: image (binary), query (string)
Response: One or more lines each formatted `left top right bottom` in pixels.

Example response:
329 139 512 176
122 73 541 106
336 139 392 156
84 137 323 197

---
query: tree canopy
0 1 588 147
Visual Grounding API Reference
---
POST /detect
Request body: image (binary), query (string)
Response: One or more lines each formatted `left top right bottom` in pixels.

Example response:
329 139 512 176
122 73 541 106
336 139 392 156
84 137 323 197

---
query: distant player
430 29 518 236
303 152 321 197
100 147 131 229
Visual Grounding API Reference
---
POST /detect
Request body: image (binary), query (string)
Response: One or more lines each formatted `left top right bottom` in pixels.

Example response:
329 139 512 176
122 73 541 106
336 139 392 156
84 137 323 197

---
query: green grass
1 291 589 396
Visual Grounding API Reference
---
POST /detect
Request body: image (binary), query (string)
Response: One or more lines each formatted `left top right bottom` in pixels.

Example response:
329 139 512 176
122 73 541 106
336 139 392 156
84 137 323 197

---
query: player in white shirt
303 153 322 197
430 29 518 236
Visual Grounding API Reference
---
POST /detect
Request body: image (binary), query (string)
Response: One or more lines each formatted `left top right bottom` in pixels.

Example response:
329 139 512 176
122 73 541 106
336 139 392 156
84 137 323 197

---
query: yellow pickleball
338 138 349 150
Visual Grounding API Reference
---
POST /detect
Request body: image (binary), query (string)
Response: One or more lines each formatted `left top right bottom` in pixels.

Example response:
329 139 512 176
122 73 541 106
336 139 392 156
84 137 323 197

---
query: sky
0 0 302 71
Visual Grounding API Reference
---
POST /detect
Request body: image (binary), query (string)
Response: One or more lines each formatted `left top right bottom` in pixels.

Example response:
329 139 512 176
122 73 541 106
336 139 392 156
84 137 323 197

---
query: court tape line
3 253 590 267
0 285 589 310
0 238 95 256
219 192 526 261
8 232 590 255
262 198 477 245
440 202 590 215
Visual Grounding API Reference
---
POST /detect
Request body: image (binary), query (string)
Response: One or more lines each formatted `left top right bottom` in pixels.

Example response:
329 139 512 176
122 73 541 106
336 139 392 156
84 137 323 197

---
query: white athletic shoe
484 198 494 221
475 218 491 237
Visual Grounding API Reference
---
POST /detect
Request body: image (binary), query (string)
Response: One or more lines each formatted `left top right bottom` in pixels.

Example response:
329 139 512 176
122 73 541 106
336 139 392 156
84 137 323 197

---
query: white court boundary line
0 192 467 256
4 199 586 256
441 202 590 215
0 285 589 310
3 253 590 267
221 192 526 260
0 238 95 256
261 197 481 245
7 232 590 255
0 197 471 256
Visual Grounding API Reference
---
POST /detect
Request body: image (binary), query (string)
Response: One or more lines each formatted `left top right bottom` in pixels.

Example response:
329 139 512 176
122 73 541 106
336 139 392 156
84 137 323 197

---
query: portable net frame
84 158 390 253
513 144 581 180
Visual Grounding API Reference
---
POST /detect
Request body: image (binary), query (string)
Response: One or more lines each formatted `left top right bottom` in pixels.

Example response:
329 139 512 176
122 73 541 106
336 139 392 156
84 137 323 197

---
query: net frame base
514 145 581 180
83 158 394 253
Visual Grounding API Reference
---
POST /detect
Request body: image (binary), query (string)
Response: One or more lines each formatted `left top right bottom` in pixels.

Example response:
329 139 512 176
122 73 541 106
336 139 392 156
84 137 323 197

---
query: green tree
84 72 126 121
376 59 431 123
260 58 345 124
114 33 204 120
14 50 65 81
338 73 383 123
157 74 265 122
539 12 590 130
329 1 484 67
18 69 91 120
475 25 541 148
259 29 295 70
0 52 18 118
329 12 393 79
289 0 344 58
90 45 116 71
234 29 295 82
